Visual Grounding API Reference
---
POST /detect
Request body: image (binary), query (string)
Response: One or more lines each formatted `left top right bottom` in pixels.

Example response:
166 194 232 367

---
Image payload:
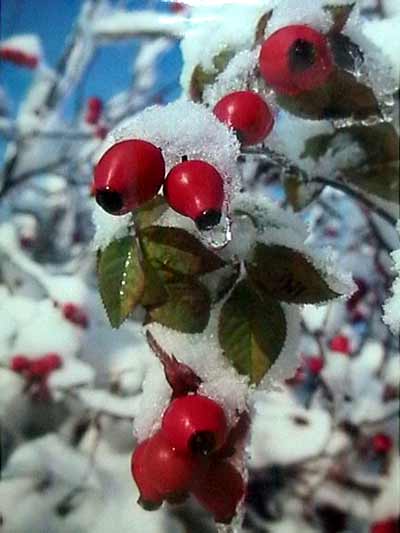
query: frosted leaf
249 388 332 467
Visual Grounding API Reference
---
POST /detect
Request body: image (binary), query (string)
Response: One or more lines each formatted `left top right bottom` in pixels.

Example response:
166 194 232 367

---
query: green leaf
210 264 241 304
189 48 235 102
149 280 211 333
219 279 286 384
324 3 355 33
283 173 324 211
342 124 399 202
300 133 335 161
141 226 225 277
141 261 168 307
98 237 145 328
276 69 380 121
246 243 339 304
134 196 168 229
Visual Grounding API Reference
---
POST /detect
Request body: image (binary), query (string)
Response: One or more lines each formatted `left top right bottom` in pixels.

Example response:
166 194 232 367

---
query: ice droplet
200 213 232 250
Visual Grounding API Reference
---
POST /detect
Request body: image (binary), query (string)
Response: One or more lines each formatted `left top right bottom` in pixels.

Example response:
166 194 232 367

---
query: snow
92 202 132 251
362 15 400 82
249 388 332 467
383 223 400 334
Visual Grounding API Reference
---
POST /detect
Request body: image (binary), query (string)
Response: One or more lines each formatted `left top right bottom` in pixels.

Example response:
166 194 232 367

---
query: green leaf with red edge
98 237 145 328
276 69 380 121
246 243 339 304
134 196 168 229
219 279 286 384
140 226 225 277
149 280 211 333
190 48 235 103
324 3 356 33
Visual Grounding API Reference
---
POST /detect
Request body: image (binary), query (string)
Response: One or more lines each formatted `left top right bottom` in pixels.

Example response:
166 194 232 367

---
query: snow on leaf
219 279 287 384
246 243 340 304
148 279 211 334
190 48 235 102
98 237 145 328
140 225 225 277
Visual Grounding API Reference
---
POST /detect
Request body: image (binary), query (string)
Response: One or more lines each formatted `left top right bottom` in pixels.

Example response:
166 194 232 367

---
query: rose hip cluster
10 353 63 400
94 139 225 231
131 394 245 523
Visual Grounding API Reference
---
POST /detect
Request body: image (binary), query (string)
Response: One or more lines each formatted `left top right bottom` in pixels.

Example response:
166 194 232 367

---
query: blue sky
0 0 182 161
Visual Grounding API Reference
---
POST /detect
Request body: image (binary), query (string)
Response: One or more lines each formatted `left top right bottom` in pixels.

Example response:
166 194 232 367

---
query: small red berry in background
214 91 274 146
329 335 351 354
85 96 103 125
95 125 108 140
143 430 201 498
170 2 186 13
192 460 245 524
259 25 333 95
370 518 400 533
10 355 31 374
306 356 324 375
164 160 224 230
372 433 393 454
0 47 38 69
161 394 228 455
94 139 165 215
62 302 89 329
131 439 163 510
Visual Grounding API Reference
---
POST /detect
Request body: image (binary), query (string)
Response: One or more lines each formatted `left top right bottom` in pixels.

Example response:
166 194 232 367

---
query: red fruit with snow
144 431 201 498
192 460 245 524
94 140 165 215
259 25 333 95
329 335 351 354
372 433 393 454
164 160 224 230
213 91 274 146
85 97 103 125
306 356 324 375
62 302 89 329
161 394 228 456
131 439 163 510
0 35 41 69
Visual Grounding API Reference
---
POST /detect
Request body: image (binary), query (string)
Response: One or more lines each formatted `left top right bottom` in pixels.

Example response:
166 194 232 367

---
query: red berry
213 91 274 145
0 47 38 69
372 433 393 454
164 160 224 230
371 518 399 533
131 440 163 510
192 460 245 523
144 431 201 498
170 2 186 12
259 25 333 95
62 303 89 329
329 335 351 354
29 358 52 379
161 395 228 456
306 356 324 375
10 355 30 373
94 140 165 215
41 353 63 371
95 125 108 140
85 97 103 125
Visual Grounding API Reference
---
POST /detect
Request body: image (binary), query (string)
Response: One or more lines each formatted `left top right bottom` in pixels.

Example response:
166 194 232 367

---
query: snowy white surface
0 33 42 58
383 221 400 334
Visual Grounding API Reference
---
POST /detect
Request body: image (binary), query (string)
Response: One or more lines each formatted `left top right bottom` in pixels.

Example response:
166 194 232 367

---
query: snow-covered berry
85 97 103 125
306 356 324 375
213 91 274 146
62 302 89 329
164 160 224 230
161 394 228 456
372 433 393 454
10 355 31 373
329 335 351 354
131 439 163 510
94 140 165 215
192 460 245 524
259 25 333 95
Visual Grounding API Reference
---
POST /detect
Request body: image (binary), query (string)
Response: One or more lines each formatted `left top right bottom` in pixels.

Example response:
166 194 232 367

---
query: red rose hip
131 439 163 510
213 91 274 145
10 355 30 373
259 25 333 95
192 460 245 523
94 139 165 215
145 431 200 498
161 394 228 455
164 160 224 230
